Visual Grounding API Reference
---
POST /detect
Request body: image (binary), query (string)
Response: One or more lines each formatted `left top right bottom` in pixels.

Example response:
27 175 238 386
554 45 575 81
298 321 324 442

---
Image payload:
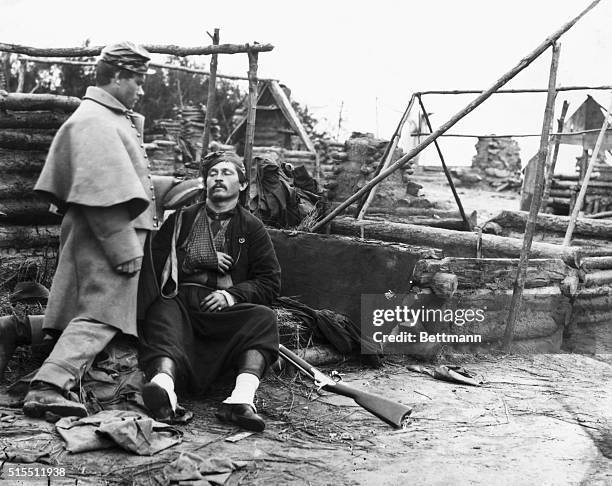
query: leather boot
23 381 87 418
142 357 176 420
236 349 267 378
0 315 32 379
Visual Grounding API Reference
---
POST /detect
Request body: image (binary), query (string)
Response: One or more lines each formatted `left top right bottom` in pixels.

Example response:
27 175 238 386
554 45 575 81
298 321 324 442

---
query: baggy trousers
139 285 279 392
34 318 117 391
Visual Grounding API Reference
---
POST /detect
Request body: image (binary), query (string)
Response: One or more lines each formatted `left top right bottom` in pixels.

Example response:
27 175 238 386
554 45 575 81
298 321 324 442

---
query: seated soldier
138 151 280 432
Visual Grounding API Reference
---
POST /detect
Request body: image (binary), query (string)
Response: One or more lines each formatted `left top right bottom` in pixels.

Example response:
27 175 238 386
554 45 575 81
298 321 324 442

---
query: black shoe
215 403 265 432
0 316 30 379
142 382 173 420
23 382 87 418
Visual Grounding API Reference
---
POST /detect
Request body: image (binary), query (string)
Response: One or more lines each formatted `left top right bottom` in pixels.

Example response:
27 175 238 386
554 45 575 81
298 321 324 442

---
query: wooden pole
201 28 219 159
502 43 561 351
541 100 570 207
310 0 601 233
563 96 612 246
0 42 274 57
356 94 416 219
16 59 25 93
409 127 609 138
417 95 472 230
415 85 612 95
242 48 259 208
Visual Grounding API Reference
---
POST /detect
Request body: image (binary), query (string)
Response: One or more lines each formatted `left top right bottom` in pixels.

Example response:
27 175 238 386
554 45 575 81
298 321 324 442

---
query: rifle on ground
278 344 412 428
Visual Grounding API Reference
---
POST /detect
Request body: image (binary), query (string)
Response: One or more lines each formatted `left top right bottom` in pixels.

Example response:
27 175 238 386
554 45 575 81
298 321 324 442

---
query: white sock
151 372 177 412
223 373 260 408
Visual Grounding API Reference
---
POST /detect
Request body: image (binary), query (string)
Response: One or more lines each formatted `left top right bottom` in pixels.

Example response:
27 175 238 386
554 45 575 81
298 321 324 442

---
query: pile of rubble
465 136 522 190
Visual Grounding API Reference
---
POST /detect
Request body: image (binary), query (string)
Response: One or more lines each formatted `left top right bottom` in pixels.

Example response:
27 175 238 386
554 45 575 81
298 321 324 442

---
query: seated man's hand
217 252 234 274
200 291 229 312
115 256 143 275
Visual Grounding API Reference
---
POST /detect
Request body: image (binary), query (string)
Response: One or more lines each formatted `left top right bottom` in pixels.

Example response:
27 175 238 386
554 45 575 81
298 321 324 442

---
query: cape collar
83 86 131 114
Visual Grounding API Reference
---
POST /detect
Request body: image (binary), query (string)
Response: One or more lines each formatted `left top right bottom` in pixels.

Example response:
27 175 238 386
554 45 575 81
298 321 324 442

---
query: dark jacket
137 202 281 318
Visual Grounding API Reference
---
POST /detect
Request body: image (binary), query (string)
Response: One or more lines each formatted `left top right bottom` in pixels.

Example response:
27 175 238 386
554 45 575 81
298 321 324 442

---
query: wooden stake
356 94 416 219
201 28 219 159
541 100 570 206
242 48 259 208
563 96 612 245
417 95 472 230
16 59 25 93
310 0 601 233
502 43 561 351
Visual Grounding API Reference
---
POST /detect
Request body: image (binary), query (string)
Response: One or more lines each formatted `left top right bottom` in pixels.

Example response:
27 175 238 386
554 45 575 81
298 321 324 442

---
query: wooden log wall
545 173 612 215
0 94 73 286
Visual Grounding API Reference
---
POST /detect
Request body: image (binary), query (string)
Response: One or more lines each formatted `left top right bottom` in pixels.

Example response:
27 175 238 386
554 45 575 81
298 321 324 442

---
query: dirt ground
409 168 521 222
1 170 611 485
1 352 611 486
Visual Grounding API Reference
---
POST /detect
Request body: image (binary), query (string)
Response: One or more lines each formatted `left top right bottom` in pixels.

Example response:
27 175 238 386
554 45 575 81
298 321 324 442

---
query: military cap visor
99 41 155 74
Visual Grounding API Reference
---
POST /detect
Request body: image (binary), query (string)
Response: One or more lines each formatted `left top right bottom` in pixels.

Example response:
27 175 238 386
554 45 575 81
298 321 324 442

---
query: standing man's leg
23 317 116 418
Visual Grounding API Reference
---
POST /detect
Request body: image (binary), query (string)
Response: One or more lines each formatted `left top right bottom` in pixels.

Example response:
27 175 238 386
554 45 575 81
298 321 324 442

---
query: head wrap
98 41 153 74
201 151 247 183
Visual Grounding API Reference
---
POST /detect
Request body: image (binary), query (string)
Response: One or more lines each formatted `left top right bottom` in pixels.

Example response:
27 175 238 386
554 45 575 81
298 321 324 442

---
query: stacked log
0 93 75 285
545 174 612 215
411 257 573 352
315 138 346 200
324 132 410 208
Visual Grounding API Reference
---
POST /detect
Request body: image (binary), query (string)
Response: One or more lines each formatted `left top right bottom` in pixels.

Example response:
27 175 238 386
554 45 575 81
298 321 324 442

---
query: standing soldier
22 42 160 418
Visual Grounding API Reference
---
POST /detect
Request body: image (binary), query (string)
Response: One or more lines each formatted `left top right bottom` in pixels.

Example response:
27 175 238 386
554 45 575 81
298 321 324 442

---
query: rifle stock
279 345 412 428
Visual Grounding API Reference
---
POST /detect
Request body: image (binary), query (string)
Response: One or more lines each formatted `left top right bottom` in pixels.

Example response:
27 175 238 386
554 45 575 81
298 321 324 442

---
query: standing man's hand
115 256 143 275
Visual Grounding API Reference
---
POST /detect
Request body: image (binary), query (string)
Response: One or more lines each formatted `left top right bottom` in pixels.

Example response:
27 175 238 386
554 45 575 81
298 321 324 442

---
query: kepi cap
99 41 154 74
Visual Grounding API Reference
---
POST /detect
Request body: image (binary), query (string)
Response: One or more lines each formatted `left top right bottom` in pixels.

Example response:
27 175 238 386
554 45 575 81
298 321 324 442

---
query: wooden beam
310 0 601 232
415 85 612 96
330 217 582 267
540 95 566 198
491 210 612 238
503 43 561 350
0 42 274 57
243 49 259 208
417 95 472 230
201 28 219 159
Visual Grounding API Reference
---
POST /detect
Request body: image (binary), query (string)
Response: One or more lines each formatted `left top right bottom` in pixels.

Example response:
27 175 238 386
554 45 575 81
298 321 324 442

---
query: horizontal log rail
17 55 278 82
0 42 274 57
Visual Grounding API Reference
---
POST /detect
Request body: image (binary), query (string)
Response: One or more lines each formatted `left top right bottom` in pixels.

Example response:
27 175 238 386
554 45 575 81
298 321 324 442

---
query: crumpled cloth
56 410 182 455
406 364 482 386
2 446 52 464
163 451 248 485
